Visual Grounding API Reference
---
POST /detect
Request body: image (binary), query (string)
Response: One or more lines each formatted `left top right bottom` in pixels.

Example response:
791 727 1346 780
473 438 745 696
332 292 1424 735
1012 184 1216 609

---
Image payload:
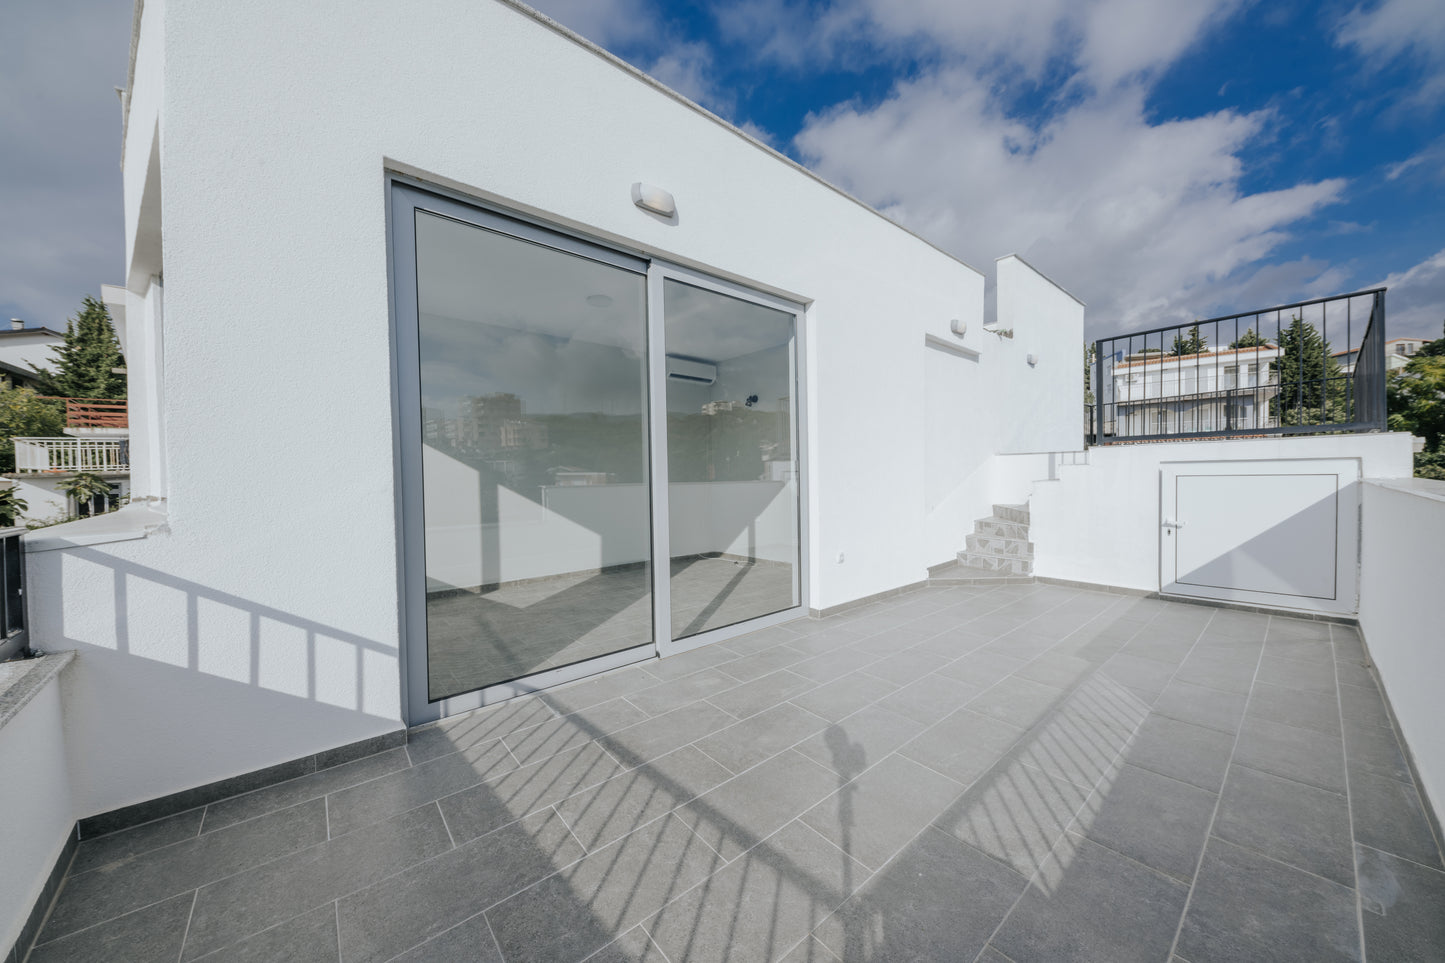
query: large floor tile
1177 837 1360 963
899 708 1023 786
643 820 866 963
387 914 501 963
1075 764 1216 882
326 742 516 837
1213 764 1353 886
193 903 341 963
991 835 1189 963
1344 721 1412 784
1152 679 1248 734
1245 681 1342 735
336 809 583 963
41 800 328 941
706 668 817 720
555 746 732 853
934 758 1090 879
1233 717 1345 793
800 753 963 871
182 803 452 959
694 702 830 774
678 750 839 862
789 672 898 724
1125 714 1235 792
814 827 1027 963
1356 844 1445 962
485 814 722 963
968 676 1069 730
872 673 985 727
70 808 205 875
601 702 737 768
502 698 648 768
26 893 195 963
791 704 925 779
1349 768 1443 868
202 748 413 833
1254 654 1336 693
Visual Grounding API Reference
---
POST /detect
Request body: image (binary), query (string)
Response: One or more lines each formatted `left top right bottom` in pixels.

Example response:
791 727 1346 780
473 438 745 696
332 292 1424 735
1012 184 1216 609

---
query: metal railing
0 528 28 661
63 398 128 429
1090 289 1386 445
12 437 130 473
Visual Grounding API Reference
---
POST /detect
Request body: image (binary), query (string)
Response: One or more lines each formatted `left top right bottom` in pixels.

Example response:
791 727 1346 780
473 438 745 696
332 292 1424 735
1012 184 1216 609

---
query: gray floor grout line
1165 611 1270 961
436 801 457 850
176 890 198 963
1352 841 1445 875
483 911 507 963
1332 625 1369 963
552 804 587 856
333 901 341 963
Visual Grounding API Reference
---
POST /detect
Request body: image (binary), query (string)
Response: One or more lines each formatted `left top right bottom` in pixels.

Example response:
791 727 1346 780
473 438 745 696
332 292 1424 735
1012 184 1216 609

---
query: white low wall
1027 433 1416 593
1358 478 1445 826
0 662 74 956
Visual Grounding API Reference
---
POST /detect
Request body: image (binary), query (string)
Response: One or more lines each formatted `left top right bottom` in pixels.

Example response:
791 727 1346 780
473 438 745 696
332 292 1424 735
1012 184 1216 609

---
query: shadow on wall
367 594 1177 962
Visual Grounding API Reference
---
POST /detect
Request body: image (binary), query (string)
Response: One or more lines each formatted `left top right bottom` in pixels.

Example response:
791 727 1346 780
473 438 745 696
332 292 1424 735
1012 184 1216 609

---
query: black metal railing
0 527 28 662
1090 289 1387 445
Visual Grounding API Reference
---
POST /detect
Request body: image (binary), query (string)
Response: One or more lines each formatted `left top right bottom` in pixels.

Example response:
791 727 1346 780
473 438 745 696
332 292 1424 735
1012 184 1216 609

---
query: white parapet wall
1028 432 1416 594
1358 478 1445 826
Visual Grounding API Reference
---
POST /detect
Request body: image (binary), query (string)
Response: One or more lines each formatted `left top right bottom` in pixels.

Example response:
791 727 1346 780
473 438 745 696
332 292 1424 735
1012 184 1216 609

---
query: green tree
1230 328 1271 348
1271 315 1346 425
0 388 66 472
1387 323 1445 479
31 295 126 399
1084 342 1096 405
0 487 27 527
1169 324 1207 357
59 472 114 515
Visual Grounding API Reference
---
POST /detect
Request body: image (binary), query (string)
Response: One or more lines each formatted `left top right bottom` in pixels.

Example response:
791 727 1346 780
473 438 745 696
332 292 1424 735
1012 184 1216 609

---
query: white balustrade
12 437 130 473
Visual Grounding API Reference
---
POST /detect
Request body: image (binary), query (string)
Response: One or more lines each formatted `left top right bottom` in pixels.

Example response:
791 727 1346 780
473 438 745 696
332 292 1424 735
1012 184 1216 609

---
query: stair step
975 518 1030 539
928 560 1034 584
993 503 1031 525
965 533 1034 557
959 551 1034 576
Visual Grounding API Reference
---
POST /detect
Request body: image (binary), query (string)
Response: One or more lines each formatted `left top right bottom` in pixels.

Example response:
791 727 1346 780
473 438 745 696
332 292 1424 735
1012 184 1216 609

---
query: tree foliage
31 295 126 399
0 388 66 472
1387 323 1445 478
1270 315 1346 425
1230 328 1271 348
1169 324 1207 357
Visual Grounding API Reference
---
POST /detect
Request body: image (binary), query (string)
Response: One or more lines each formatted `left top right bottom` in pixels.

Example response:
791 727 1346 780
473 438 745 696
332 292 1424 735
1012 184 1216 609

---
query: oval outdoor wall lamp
950 319 967 338
632 182 677 217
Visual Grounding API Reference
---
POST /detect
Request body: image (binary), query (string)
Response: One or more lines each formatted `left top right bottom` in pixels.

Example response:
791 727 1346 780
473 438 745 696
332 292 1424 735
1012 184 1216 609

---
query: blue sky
3 0 1443 341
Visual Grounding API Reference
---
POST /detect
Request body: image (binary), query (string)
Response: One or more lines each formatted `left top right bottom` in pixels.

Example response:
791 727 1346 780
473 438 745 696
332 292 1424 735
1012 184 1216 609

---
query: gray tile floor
427 557 796 698
25 584 1445 962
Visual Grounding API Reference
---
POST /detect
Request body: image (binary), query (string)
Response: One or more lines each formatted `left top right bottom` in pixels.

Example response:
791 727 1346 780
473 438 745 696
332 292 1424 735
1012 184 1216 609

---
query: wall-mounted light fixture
632 182 676 217
949 319 967 338
1027 352 1039 366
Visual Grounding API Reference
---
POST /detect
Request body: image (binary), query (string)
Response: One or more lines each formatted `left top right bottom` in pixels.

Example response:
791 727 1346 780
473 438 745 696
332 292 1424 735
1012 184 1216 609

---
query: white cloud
716 0 1243 90
1337 0 1445 105
645 41 734 116
1373 248 1445 340
795 70 1347 333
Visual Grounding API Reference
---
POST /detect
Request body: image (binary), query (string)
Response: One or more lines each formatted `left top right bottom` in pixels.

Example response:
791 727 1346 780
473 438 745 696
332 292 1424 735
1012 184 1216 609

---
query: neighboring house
1107 344 1282 437
0 321 64 383
1334 337 1429 374
5 397 130 524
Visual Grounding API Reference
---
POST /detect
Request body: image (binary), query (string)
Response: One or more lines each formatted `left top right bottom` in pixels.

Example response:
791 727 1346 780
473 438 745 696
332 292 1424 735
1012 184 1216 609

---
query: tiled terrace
23 583 1445 962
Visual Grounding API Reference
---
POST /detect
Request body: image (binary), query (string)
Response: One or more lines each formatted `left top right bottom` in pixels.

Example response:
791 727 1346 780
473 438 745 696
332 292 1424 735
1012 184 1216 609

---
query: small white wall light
1027 352 1039 366
949 319 967 338
632 182 676 217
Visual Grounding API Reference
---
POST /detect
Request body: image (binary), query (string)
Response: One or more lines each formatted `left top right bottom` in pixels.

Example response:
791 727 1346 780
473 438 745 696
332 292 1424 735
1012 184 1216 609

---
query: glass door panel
413 210 653 701
662 278 801 640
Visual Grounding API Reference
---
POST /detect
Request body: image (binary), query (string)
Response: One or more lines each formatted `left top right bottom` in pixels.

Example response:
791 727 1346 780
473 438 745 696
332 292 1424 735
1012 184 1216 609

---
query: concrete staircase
930 503 1034 583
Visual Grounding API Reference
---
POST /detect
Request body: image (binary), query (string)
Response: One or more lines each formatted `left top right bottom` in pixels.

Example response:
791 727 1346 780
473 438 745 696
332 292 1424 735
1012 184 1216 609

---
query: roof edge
995 253 1086 307
494 0 985 279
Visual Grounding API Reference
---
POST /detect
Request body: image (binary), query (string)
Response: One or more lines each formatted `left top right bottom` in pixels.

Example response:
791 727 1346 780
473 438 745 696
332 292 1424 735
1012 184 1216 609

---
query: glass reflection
663 279 801 639
415 211 652 700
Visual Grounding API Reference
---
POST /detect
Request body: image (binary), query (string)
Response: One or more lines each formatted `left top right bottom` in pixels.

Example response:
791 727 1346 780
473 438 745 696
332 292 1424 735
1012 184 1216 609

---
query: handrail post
1093 339 1105 445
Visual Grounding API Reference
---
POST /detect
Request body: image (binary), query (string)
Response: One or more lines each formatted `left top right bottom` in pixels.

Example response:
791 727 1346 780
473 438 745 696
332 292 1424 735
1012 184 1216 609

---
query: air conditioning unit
666 356 717 385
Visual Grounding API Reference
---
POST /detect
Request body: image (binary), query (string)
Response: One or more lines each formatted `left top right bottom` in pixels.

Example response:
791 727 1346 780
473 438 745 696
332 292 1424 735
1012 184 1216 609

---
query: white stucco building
3 4 1440 957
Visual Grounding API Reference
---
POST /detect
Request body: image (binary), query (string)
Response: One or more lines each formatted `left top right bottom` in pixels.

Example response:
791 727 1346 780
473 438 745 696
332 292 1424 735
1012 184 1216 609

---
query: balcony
11 437 129 474
17 581 1442 962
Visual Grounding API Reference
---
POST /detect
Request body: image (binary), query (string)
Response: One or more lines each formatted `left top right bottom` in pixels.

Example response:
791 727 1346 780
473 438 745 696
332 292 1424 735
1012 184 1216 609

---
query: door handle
1163 518 1186 529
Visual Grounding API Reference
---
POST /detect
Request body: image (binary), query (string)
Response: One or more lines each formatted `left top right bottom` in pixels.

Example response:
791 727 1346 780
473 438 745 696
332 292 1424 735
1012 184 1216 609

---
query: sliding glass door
393 184 805 722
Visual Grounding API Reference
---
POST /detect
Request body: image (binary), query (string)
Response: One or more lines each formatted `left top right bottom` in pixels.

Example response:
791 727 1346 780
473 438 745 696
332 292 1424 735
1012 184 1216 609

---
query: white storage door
1160 458 1360 615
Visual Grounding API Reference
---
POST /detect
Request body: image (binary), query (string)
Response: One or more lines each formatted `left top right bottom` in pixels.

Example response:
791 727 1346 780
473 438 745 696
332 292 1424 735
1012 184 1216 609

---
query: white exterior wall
25 0 1081 817
0 676 74 954
1027 433 1416 593
9 475 74 525
1358 479 1445 826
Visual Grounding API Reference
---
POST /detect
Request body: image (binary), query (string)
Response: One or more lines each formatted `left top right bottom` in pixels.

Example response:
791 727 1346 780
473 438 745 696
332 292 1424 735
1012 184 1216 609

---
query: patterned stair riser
965 533 1034 557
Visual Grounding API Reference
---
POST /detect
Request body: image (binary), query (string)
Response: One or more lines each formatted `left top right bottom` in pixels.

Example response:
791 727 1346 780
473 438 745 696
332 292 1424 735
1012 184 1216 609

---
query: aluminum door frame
389 179 811 725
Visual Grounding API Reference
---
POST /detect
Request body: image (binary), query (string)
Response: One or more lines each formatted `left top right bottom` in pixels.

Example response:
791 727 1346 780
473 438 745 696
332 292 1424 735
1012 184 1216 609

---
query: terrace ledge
0 651 72 732
22 504 168 554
